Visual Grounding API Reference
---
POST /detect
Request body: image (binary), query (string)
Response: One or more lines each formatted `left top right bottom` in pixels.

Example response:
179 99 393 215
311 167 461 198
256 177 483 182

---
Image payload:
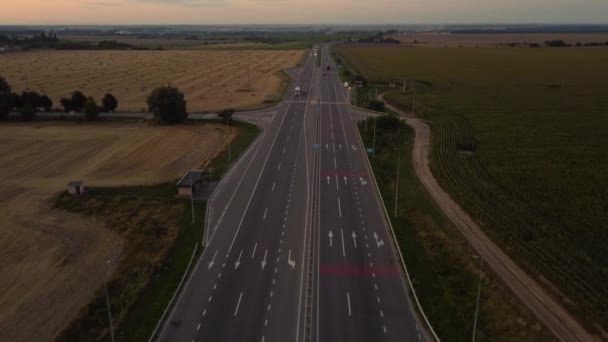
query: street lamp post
472 255 484 342
394 148 401 218
103 260 115 342
372 115 377 157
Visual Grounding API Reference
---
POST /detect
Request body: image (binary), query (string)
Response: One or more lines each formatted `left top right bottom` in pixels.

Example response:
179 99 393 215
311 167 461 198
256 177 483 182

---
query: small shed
176 170 206 197
67 181 85 195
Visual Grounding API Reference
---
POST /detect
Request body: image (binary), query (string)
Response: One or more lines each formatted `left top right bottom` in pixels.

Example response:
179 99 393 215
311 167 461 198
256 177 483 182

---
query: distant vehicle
326 64 331 70
344 82 349 88
295 86 301 96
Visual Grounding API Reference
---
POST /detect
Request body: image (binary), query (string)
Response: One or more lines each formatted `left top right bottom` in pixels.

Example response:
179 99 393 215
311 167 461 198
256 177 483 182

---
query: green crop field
335 46 608 329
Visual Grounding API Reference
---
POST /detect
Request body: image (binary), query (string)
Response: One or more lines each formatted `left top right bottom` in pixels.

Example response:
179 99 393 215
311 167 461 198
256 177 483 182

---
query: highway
156 45 425 342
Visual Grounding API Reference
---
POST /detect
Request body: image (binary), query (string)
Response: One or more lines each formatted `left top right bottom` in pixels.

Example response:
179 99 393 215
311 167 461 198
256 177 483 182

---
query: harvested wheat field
389 32 608 47
0 121 233 342
0 49 305 112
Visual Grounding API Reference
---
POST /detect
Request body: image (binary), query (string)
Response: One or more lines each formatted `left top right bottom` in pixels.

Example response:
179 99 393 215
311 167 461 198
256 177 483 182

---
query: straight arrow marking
208 250 217 270
340 228 346 257
235 249 243 270
261 249 268 269
352 231 357 248
328 230 334 247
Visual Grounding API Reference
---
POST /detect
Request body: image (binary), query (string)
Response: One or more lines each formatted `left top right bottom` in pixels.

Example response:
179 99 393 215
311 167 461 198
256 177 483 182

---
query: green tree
102 93 118 112
0 76 13 120
70 90 87 111
217 108 235 123
84 97 100 121
41 95 53 111
147 85 188 124
60 97 73 112
20 104 36 121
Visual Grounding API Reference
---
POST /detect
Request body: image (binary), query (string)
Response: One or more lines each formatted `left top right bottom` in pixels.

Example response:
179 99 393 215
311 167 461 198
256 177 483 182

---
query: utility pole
227 115 231 162
412 85 416 115
104 260 115 342
190 173 195 224
372 115 377 157
472 255 484 342
394 148 401 218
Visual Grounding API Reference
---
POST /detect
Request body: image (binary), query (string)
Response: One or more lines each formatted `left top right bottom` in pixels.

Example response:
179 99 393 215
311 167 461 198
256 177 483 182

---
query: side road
378 94 598 342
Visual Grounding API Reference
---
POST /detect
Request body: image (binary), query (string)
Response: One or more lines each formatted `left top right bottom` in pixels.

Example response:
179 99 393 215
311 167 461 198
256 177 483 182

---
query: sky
2 0 608 25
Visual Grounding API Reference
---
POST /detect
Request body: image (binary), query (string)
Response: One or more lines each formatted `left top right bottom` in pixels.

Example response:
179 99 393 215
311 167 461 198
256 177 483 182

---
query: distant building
67 181 85 196
176 170 206 197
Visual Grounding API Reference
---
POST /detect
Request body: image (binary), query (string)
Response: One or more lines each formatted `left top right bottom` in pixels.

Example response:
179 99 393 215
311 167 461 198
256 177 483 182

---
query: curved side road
378 94 598 342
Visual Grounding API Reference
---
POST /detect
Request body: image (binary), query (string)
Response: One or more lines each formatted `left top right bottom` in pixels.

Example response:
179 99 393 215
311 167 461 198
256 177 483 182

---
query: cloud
136 0 227 7
87 1 121 6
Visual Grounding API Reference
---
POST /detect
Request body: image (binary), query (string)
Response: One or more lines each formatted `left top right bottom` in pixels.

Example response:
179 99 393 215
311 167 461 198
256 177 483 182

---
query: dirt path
378 94 598 342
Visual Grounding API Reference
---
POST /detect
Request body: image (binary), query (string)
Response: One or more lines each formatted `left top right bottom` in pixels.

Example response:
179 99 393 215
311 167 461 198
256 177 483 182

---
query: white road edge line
347 291 352 316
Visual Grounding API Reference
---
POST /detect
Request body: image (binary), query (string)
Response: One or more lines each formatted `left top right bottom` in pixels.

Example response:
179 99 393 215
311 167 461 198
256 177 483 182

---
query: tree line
0 76 118 121
1 75 199 125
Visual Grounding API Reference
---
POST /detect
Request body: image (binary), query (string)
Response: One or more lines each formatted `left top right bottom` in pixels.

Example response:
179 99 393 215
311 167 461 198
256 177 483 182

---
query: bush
368 99 385 112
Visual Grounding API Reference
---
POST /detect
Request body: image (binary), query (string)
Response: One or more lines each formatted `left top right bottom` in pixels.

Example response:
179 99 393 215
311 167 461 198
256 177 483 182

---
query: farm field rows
0 122 232 342
388 33 608 47
335 46 608 332
0 49 305 112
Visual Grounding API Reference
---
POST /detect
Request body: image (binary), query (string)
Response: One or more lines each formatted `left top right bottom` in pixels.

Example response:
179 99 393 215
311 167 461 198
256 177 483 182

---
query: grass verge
55 119 260 341
358 115 555 341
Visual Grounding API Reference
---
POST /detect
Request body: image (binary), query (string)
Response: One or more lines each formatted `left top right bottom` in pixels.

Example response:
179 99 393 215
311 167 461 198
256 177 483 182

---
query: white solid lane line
340 228 346 257
251 242 258 259
338 196 342 218
272 181 276 191
263 208 268 220
234 292 244 316
347 291 352 316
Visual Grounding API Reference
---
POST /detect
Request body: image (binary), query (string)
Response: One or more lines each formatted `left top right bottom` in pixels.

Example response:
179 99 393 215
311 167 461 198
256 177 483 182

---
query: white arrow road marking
325 144 329 151
351 231 358 248
326 176 330 185
373 232 385 248
235 249 243 270
359 177 367 186
339 144 342 151
261 249 268 270
208 250 217 270
288 250 296 269
340 228 346 257
251 243 257 259
234 292 243 316
352 145 358 151
332 144 336 153
328 230 334 247
343 176 347 185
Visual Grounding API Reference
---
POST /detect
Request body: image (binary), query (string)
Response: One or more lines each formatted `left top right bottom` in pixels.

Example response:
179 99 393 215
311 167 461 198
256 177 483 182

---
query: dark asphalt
156 45 426 342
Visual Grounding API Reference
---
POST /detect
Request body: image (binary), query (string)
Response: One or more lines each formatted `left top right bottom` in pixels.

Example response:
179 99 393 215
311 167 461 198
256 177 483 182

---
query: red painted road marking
319 265 399 277
320 171 369 178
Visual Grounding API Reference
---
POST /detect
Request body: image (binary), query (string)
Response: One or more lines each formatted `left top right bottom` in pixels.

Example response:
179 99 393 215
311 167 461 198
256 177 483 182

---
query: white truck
295 86 301 96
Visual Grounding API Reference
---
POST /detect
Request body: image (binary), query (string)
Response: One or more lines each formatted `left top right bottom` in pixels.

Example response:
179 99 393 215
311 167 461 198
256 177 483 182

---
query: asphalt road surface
156 45 426 342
